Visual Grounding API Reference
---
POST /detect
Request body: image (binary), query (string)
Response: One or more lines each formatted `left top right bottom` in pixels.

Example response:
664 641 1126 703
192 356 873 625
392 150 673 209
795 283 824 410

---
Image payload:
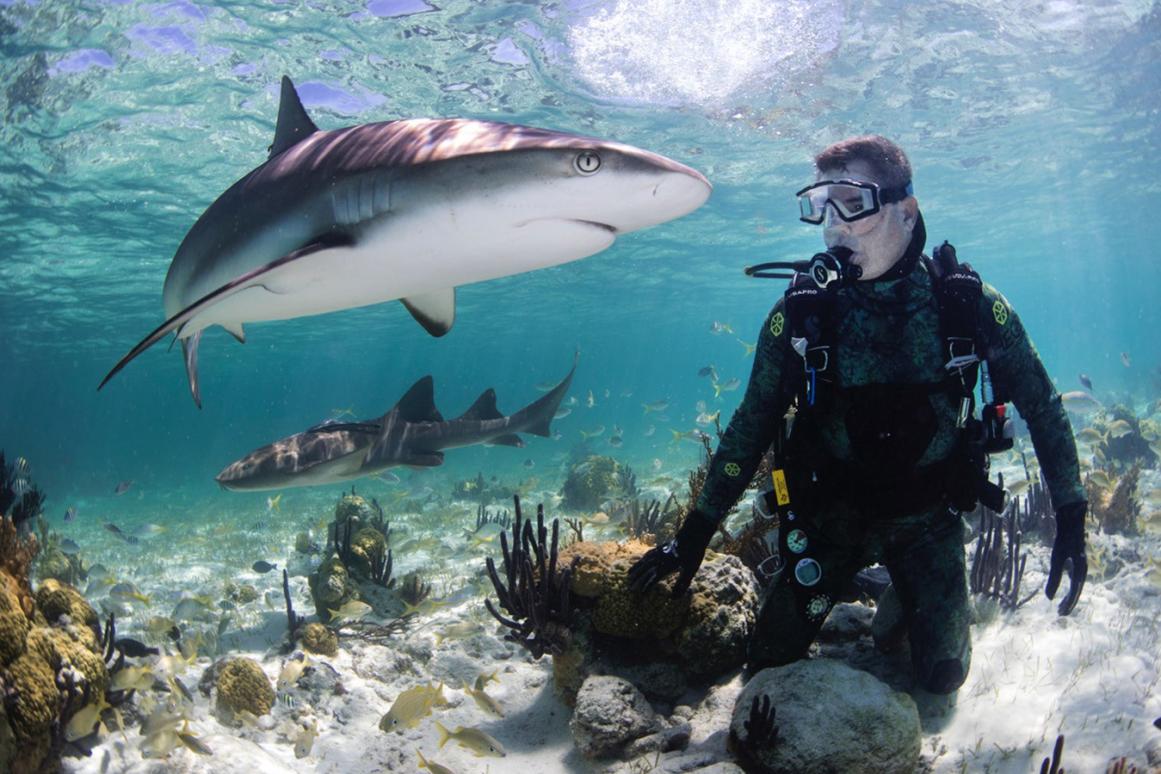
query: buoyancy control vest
774 241 1012 516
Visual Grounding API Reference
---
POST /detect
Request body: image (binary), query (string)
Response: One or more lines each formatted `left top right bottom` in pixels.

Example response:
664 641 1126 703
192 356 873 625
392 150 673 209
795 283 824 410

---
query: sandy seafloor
49 461 1161 774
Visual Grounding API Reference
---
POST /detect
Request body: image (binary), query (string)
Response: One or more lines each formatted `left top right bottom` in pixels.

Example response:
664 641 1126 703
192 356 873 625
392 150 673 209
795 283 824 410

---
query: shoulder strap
927 241 983 395
783 273 838 409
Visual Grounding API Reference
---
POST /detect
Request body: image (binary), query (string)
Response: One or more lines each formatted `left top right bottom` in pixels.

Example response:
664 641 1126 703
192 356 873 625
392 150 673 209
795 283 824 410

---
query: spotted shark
214 356 576 491
98 77 711 406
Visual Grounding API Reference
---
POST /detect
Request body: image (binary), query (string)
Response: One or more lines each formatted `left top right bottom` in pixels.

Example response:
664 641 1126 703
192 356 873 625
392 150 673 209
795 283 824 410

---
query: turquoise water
1 0 1159 516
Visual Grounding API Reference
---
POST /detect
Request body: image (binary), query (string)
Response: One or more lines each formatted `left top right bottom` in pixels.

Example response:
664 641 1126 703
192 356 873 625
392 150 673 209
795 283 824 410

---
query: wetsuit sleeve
695 300 795 523
978 284 1085 509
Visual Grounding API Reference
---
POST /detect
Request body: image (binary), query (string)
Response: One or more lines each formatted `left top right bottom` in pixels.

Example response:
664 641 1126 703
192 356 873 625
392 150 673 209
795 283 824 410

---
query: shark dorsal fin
392 376 444 423
270 76 319 159
457 389 503 422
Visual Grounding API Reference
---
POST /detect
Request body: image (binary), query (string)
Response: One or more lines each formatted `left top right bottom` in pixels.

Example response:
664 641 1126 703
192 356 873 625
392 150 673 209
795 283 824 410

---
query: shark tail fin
182 331 203 409
512 352 578 438
97 235 356 402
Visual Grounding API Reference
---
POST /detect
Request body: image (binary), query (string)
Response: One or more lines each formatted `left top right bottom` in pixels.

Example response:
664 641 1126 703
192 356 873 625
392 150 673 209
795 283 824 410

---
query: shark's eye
574 151 601 175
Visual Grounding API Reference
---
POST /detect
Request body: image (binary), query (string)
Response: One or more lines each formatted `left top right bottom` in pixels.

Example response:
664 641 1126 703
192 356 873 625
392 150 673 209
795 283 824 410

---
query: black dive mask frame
744 246 861 290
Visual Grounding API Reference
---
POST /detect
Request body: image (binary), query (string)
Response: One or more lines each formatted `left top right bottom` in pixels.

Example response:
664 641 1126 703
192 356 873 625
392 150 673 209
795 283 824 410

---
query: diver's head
798 135 918 281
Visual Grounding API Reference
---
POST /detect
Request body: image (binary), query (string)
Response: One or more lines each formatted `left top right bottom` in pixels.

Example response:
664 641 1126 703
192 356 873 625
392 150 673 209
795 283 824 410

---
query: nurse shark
214 356 575 491
99 77 711 405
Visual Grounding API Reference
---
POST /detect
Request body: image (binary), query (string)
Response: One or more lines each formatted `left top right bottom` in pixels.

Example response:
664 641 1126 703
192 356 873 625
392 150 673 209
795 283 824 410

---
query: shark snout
608 169 710 234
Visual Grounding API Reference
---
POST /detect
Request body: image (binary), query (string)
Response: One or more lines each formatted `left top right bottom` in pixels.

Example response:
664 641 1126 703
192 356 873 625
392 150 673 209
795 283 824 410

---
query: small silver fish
328 599 372 623
64 506 77 522
59 538 82 555
178 731 213 756
114 480 133 495
294 721 318 759
713 377 741 397
461 681 503 717
435 721 506 757
417 750 456 774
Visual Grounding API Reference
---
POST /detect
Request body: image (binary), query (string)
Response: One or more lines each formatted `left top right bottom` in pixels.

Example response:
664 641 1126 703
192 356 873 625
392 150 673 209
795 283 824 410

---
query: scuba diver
629 135 1087 694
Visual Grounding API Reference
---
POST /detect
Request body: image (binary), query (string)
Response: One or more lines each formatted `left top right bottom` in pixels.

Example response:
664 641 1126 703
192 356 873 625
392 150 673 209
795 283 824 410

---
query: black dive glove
1046 500 1087 616
627 509 717 596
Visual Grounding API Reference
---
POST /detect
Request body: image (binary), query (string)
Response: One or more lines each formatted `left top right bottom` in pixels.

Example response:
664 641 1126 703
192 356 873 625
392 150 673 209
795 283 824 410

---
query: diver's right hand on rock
627 509 717 596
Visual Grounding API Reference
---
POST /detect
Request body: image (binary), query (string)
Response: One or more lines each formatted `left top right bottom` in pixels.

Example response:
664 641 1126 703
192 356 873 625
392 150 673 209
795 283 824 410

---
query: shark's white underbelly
184 213 614 333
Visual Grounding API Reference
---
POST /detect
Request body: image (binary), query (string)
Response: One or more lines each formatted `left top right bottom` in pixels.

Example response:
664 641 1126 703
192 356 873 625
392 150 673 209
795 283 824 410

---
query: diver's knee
921 658 966 694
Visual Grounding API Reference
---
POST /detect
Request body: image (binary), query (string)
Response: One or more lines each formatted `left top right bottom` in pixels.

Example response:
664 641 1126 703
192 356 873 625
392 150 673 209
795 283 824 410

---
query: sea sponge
25 625 107 695
299 622 338 657
228 583 259 604
0 570 31 665
559 540 690 639
215 657 275 718
35 579 99 632
0 622 108 774
2 649 57 769
34 546 78 586
560 456 630 511
335 492 375 526
349 526 387 579
308 553 357 622
676 554 759 678
554 542 759 683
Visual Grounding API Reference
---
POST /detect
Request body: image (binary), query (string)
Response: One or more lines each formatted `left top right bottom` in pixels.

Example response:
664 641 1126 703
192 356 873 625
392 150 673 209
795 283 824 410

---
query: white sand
50 477 1161 774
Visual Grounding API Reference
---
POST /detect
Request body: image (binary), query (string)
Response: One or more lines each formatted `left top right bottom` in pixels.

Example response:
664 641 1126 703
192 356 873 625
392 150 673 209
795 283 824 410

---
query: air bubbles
566 0 843 108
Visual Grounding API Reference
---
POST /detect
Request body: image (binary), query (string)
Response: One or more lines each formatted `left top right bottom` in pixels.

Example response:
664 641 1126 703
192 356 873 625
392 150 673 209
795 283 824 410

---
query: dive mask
795 179 913 224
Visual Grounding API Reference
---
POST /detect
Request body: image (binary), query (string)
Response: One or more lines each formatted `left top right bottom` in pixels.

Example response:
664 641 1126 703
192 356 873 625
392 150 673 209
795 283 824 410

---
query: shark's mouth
517 217 618 235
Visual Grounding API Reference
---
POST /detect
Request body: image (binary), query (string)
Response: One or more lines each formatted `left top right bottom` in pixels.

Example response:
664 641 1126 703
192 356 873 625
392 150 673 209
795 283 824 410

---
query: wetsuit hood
866 209 926 284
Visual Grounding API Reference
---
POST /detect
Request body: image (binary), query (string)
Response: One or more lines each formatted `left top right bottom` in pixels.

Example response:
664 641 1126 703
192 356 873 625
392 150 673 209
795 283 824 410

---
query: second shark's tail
511 352 578 437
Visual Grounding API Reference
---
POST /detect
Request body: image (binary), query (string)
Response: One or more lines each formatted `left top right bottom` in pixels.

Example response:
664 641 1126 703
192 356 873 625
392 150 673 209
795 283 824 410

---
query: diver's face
818 160 916 281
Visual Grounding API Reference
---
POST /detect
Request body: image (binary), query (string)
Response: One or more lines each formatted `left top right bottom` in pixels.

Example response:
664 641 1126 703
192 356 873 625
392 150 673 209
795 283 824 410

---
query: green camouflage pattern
748 499 972 691
695 256 1085 519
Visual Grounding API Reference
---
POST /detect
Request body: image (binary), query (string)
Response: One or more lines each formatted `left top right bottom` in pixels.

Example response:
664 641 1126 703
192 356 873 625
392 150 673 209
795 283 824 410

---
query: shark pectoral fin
269 76 319 159
222 321 245 343
457 389 503 422
400 288 455 338
181 331 204 409
403 451 444 467
305 421 381 434
487 434 525 448
98 234 357 397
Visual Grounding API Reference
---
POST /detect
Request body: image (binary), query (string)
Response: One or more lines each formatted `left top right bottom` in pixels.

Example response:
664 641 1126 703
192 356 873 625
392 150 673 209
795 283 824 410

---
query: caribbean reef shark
214 356 576 491
99 76 711 406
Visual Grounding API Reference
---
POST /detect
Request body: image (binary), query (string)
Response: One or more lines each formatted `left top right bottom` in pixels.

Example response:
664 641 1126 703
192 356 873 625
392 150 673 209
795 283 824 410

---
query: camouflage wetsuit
695 250 1085 693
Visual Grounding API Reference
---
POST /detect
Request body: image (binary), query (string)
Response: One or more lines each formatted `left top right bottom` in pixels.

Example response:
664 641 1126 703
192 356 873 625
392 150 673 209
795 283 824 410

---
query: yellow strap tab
772 469 790 506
